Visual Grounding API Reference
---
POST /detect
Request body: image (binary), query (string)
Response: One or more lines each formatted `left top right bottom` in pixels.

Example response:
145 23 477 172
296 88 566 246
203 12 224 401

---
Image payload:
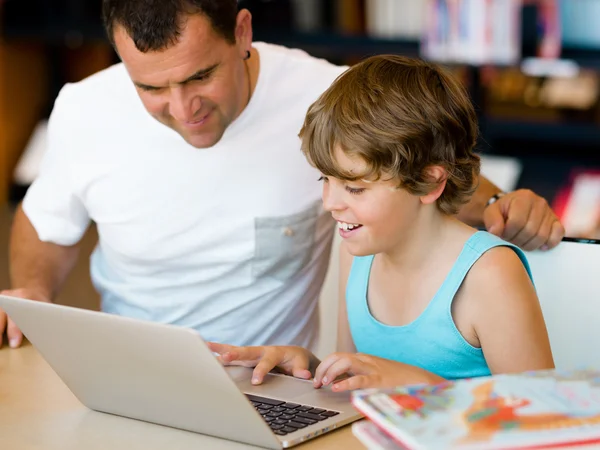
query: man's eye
191 72 213 83
139 86 160 93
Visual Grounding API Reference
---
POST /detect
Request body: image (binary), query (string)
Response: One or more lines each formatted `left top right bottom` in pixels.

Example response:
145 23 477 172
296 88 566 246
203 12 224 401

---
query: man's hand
0 288 50 349
207 342 317 385
313 353 444 392
483 189 565 251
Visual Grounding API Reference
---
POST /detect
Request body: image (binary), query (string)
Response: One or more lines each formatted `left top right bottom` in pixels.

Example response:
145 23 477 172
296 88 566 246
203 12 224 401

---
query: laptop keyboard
246 394 340 436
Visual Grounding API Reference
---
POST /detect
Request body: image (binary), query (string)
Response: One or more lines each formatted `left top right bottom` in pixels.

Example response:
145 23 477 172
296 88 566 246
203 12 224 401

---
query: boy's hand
313 353 444 392
207 342 316 385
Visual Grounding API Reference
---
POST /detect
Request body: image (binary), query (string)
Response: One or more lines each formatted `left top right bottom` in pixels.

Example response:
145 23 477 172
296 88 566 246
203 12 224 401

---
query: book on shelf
351 369 600 450
365 0 425 40
421 0 522 65
553 170 600 241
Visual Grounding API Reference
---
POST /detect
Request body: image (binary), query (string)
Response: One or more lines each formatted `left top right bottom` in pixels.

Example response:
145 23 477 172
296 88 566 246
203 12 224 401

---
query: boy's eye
318 176 328 182
346 187 365 195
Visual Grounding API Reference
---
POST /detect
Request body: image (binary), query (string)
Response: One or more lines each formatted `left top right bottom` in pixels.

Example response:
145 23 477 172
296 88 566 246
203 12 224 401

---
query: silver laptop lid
0 296 281 449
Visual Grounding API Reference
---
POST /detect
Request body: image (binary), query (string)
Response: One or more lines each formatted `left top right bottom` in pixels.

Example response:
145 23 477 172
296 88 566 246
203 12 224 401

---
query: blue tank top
346 231 533 380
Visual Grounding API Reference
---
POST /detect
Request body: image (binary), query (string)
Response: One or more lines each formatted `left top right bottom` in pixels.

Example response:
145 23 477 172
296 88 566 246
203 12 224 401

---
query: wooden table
5 345 600 450
0 344 364 449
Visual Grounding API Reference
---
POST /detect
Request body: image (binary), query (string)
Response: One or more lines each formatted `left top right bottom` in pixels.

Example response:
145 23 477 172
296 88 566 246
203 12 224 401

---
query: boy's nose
322 185 346 212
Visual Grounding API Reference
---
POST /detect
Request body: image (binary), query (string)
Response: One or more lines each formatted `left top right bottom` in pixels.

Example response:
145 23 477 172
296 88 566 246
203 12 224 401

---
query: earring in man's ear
244 50 251 60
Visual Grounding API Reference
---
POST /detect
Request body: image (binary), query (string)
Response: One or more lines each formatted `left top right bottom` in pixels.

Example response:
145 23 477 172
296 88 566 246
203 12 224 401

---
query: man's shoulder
63 62 129 92
54 63 135 112
51 63 144 131
256 42 347 85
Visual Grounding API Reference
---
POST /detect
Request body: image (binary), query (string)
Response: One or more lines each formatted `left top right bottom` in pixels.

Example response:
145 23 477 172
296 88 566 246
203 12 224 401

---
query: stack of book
351 369 600 449
421 0 523 65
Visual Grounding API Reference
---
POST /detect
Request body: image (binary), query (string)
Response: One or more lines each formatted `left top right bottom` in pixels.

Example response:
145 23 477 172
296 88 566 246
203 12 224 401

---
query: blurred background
0 0 599 241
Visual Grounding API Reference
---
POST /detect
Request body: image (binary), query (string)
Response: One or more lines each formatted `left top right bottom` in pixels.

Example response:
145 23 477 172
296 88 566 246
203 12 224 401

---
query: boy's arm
314 245 553 392
313 352 445 391
320 242 442 391
336 241 357 353
464 247 554 373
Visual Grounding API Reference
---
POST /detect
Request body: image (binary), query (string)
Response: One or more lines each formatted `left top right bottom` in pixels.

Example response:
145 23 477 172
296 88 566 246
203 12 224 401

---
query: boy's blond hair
299 55 480 215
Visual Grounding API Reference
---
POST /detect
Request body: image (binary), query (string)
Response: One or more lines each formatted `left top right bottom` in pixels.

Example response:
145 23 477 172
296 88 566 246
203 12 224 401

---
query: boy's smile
321 147 424 257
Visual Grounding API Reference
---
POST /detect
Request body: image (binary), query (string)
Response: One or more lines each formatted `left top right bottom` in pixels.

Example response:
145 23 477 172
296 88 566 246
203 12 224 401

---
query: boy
212 54 555 390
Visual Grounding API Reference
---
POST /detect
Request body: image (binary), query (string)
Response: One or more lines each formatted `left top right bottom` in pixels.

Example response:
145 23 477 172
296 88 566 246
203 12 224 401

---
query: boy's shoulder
471 244 527 277
462 237 532 301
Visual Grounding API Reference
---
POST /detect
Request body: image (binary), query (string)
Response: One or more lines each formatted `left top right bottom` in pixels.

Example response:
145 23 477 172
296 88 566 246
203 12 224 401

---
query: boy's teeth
337 221 361 231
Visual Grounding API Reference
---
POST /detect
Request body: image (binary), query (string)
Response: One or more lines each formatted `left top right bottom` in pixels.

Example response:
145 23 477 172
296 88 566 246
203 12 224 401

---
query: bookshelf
253 31 420 62
0 0 598 230
253 30 600 150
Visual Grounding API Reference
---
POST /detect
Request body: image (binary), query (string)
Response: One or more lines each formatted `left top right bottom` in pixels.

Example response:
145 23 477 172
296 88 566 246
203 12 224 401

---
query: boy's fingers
332 375 370 392
252 357 280 385
320 358 354 386
314 353 344 386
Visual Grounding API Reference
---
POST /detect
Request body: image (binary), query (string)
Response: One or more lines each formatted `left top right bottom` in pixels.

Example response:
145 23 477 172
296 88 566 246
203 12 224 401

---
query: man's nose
169 87 200 122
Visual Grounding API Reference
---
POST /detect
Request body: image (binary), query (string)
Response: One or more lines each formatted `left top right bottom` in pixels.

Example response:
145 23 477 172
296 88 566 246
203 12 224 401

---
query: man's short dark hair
102 0 239 53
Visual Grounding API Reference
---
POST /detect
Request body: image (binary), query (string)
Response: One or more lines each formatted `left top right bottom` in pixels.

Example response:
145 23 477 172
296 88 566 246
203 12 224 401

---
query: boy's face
321 148 422 257
114 12 252 149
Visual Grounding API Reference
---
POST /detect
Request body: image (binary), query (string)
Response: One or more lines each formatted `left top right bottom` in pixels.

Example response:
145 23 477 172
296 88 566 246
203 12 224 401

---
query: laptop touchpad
226 366 316 400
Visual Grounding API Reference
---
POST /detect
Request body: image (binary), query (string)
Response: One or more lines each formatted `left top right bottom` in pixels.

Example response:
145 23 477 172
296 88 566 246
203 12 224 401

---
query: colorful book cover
353 420 407 449
351 369 600 450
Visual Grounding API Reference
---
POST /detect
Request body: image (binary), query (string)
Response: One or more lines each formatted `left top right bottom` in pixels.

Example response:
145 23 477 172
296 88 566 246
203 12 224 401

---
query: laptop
0 295 362 449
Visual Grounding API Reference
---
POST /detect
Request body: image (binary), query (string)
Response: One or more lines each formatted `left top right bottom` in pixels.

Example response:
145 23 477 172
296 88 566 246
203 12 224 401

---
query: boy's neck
378 209 473 271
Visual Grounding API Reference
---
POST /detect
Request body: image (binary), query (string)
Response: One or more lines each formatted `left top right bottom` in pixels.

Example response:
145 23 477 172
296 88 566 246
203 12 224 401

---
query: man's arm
0 204 82 348
458 174 565 251
456 175 501 227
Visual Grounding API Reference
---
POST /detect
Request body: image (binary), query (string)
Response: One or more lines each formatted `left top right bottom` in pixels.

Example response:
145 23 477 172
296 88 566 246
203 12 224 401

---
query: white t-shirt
23 42 346 348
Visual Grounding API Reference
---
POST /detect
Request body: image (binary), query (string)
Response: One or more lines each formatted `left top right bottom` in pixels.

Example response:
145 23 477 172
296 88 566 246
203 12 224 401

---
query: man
0 0 564 349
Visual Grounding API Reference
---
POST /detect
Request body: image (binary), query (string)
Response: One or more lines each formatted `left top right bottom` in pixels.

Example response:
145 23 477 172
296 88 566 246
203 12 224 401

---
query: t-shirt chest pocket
252 201 320 282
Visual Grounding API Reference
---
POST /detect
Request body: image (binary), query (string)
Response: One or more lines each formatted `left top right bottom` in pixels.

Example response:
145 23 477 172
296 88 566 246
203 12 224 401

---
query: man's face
114 12 251 149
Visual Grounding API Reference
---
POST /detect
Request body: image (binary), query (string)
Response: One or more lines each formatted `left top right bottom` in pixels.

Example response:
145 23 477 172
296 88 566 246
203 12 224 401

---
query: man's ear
420 165 448 205
235 9 253 57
